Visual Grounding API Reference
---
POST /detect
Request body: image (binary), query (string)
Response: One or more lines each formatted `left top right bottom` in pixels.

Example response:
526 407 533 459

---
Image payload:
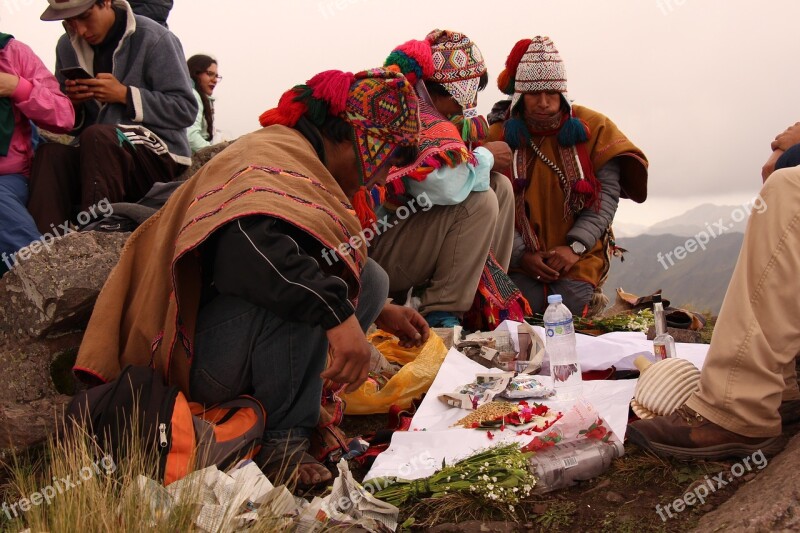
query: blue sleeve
405 146 494 205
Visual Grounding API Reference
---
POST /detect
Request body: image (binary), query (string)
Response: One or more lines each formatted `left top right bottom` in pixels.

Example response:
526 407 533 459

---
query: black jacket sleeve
211 216 355 330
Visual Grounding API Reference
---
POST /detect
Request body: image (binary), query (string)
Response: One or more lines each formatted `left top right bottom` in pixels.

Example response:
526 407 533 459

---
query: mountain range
603 204 751 313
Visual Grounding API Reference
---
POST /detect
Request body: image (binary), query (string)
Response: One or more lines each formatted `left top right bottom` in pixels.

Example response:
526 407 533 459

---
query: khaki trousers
371 186 499 316
490 171 515 271
685 167 800 437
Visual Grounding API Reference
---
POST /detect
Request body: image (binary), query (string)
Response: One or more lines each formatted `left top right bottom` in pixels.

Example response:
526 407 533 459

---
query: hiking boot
779 399 800 426
424 311 461 328
627 406 784 460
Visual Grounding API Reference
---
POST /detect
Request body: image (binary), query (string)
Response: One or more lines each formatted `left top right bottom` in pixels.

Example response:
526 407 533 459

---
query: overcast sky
5 0 798 227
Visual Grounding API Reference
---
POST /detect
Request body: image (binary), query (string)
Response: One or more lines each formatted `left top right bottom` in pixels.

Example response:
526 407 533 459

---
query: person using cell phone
27 0 197 233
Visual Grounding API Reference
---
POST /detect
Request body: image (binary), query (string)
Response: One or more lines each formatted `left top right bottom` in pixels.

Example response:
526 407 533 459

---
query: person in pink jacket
0 33 74 276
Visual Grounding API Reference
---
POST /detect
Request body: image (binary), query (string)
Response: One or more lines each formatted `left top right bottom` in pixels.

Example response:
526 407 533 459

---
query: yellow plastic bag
341 330 448 415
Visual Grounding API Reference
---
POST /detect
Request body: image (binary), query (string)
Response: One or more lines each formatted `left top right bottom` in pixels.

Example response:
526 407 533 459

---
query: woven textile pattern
345 69 419 182
510 36 567 113
427 29 486 110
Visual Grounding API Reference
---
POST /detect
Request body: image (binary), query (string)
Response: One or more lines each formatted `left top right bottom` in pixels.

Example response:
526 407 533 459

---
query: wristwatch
569 240 587 255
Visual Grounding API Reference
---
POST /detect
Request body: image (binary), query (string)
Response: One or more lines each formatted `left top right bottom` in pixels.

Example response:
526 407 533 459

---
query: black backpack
66 365 266 485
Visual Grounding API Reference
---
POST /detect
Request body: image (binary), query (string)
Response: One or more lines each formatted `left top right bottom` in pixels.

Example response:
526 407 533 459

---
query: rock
0 332 83 404
692 434 800 532
0 231 128 339
0 394 72 450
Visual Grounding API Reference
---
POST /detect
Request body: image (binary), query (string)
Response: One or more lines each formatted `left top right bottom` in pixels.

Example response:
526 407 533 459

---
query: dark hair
423 71 489 99
186 54 216 138
317 114 353 143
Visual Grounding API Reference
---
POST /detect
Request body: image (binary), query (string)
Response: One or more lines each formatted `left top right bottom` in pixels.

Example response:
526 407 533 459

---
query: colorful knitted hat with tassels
497 36 589 150
498 37 600 214
383 38 475 193
426 29 489 142
259 68 419 229
503 36 567 114
259 68 419 185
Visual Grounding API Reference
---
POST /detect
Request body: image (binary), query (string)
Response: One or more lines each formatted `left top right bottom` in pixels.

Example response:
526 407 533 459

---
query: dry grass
400 492 522 529
0 417 295 532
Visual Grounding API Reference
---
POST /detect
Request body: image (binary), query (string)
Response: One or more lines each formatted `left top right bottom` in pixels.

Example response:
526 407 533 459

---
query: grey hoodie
55 0 196 165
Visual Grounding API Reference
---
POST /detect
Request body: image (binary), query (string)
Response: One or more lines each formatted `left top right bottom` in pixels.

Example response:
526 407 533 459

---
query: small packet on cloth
499 375 555 400
438 372 514 410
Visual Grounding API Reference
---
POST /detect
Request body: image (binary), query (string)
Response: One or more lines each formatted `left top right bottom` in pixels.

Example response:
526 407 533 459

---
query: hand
545 245 581 275
0 72 19 97
375 303 430 348
762 149 784 182
483 141 512 173
64 79 95 105
520 250 560 283
771 122 800 152
80 73 128 104
321 315 372 392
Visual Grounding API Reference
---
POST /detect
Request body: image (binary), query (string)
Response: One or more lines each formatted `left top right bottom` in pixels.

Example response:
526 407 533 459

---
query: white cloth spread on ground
365 331 709 482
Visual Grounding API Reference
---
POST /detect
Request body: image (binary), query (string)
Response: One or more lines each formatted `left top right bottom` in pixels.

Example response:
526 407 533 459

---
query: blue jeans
0 174 41 274
189 258 389 440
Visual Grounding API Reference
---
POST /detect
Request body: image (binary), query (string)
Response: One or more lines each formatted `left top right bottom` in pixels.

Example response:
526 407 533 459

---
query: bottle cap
547 294 563 304
652 294 662 304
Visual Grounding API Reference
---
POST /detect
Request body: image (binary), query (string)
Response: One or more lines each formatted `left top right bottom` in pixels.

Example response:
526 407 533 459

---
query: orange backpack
67 365 266 485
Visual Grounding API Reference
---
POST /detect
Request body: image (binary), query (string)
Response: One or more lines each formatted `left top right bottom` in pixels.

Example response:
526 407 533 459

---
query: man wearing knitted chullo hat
74 68 429 489
487 36 648 316
371 29 518 329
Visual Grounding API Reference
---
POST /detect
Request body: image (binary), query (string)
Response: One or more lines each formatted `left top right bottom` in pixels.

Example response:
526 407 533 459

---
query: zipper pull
158 423 168 448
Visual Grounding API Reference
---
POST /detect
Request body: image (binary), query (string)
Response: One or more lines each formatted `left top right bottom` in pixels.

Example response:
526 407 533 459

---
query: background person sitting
0 33 73 277
27 0 196 233
487 36 648 317
371 30 515 328
186 54 219 153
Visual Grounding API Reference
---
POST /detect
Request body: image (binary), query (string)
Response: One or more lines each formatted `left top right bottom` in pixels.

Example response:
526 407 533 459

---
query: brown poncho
75 126 366 395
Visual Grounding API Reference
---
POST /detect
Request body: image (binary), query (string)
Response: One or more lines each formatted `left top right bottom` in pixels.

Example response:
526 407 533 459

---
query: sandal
255 436 333 490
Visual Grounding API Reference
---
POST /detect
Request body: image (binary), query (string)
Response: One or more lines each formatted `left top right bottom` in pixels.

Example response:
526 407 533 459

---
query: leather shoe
627 406 783 460
779 399 800 426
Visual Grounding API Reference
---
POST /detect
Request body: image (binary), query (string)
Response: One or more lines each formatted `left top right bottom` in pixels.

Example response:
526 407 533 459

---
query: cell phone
60 67 94 80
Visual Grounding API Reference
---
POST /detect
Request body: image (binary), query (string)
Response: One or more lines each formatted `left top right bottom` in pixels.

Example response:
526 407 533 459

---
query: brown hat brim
40 1 95 21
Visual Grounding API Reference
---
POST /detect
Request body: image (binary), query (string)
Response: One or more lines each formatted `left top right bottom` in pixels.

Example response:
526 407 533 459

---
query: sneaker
627 406 784 460
424 311 461 328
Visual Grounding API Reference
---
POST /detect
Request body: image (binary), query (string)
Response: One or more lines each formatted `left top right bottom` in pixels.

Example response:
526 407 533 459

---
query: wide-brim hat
41 0 97 21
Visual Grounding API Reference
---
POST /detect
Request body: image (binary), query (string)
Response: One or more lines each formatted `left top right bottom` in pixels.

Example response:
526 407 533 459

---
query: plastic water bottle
529 439 621 494
543 294 582 400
